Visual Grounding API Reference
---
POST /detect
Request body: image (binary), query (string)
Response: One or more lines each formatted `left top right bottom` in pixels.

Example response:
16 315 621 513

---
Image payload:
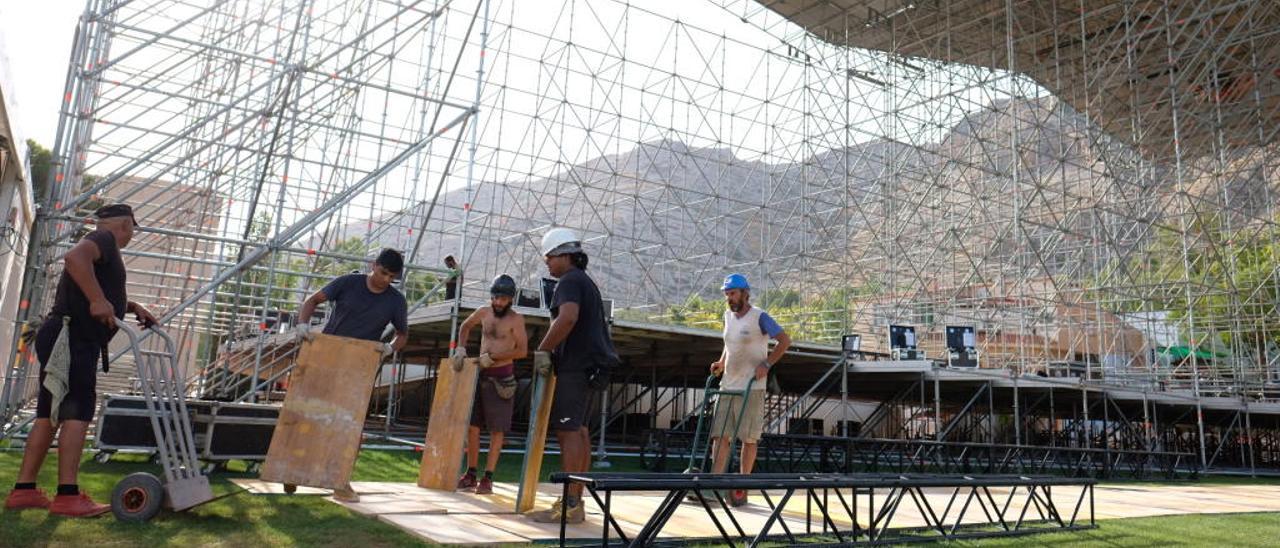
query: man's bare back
479 307 524 367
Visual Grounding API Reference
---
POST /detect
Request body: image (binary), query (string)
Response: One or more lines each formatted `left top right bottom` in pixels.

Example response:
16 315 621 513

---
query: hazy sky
0 2 84 148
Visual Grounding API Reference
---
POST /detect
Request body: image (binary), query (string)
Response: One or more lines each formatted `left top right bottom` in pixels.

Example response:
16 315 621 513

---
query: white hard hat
540 227 582 256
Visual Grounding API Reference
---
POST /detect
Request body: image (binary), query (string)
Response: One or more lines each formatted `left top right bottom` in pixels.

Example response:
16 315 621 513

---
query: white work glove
533 351 553 376
451 347 467 371
478 352 496 369
294 324 314 343
380 342 395 357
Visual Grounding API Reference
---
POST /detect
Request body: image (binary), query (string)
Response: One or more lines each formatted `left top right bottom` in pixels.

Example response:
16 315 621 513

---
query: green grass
2 449 1277 547
924 511 1280 547
0 448 645 547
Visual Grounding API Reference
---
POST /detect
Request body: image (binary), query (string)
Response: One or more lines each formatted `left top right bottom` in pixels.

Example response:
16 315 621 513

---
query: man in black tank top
5 205 158 517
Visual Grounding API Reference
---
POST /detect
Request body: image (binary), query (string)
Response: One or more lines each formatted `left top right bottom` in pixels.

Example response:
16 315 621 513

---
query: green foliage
404 270 443 304
627 282 886 344
311 236 371 277
1093 213 1280 358
24 139 51 199
214 214 307 334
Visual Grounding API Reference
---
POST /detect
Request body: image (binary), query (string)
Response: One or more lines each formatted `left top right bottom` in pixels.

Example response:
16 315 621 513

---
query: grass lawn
932 511 1280 547
1 448 1278 547
0 447 645 547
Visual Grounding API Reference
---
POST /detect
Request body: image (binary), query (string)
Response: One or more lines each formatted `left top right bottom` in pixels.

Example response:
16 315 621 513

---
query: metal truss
4 0 1280 457
643 430 1197 480
552 472 1095 547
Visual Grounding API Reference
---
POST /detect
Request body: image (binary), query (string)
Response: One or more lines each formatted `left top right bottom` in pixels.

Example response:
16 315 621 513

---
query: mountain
315 96 1279 314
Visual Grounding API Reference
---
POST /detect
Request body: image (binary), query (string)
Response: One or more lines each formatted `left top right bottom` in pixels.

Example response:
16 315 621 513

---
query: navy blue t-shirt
319 274 408 342
549 267 618 372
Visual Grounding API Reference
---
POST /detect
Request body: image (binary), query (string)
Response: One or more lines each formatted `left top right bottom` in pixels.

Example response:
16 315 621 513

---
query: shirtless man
453 274 528 494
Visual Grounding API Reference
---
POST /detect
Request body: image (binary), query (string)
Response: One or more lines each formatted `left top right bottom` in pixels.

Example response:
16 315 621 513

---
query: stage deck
230 479 1280 545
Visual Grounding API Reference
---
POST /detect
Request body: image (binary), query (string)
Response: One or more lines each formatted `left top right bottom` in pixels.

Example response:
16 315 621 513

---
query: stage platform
229 478 1280 545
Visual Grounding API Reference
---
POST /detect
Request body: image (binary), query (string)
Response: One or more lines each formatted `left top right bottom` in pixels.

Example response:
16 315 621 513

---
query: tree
1095 213 1280 365
25 139 50 199
214 214 306 337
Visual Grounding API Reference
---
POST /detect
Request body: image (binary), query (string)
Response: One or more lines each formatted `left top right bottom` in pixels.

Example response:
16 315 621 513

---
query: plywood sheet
517 371 556 512
381 513 530 545
260 334 382 489
229 478 329 496
418 357 479 490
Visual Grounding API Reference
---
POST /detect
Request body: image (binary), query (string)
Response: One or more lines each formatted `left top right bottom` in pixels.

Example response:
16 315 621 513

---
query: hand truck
685 374 756 473
108 320 216 521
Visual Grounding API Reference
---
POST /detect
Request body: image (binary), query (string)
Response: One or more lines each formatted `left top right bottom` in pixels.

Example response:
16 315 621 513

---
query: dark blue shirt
319 274 408 342
549 267 618 372
50 229 127 346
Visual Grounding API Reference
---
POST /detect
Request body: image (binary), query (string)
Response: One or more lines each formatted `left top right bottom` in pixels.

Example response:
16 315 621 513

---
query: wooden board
260 334 382 489
417 357 479 490
516 370 556 512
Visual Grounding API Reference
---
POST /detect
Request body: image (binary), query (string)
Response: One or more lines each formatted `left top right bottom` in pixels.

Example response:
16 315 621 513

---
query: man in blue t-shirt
296 248 409 354
291 248 409 502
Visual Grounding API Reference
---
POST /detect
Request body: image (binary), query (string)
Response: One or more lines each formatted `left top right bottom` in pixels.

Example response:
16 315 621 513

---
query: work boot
332 484 360 503
5 488 52 510
728 489 748 507
530 497 585 524
48 493 110 518
475 476 493 495
456 471 478 491
283 483 297 495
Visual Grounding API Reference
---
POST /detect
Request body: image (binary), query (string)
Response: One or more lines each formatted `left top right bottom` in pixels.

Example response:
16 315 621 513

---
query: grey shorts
710 389 765 443
470 377 515 433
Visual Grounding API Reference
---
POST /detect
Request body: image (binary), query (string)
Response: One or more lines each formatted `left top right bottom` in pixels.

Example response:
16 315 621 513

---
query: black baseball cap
95 204 138 226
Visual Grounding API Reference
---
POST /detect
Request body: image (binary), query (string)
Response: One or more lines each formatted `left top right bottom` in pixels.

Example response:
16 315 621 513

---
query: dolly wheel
111 472 164 522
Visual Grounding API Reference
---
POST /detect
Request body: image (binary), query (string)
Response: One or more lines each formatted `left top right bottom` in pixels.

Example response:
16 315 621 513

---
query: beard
727 300 744 313
492 302 511 317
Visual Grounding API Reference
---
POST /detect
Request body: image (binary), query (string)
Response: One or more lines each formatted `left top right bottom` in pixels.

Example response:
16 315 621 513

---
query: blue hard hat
722 273 750 291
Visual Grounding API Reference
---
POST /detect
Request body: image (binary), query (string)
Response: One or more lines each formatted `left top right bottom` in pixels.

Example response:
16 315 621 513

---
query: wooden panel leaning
260 334 382 490
417 357 479 490
516 369 556 512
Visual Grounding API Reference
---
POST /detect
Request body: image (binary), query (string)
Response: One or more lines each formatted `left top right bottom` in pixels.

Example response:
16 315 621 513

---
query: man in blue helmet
708 273 790 506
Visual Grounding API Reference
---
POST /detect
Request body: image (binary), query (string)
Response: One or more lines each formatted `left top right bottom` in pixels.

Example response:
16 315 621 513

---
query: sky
0 2 85 148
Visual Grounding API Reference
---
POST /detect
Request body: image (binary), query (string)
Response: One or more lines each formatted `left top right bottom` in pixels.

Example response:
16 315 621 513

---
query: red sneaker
728 489 748 507
5 488 52 510
475 476 493 495
49 493 110 518
456 471 478 491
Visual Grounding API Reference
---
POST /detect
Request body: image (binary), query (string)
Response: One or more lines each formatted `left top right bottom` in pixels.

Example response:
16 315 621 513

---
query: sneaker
530 497 585 524
5 488 52 510
475 476 493 495
456 471 478 491
332 484 360 503
48 493 110 518
728 489 748 507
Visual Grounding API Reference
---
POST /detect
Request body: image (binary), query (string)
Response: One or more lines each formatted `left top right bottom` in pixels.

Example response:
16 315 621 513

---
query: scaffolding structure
2 0 1279 470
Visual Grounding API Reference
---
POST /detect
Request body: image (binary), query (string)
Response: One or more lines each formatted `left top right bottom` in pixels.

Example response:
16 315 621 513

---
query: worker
5 205 158 517
453 274 528 495
294 248 409 502
708 273 790 506
529 228 618 524
443 255 460 300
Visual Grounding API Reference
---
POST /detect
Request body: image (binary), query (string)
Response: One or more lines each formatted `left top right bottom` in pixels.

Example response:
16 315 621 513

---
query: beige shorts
710 389 765 443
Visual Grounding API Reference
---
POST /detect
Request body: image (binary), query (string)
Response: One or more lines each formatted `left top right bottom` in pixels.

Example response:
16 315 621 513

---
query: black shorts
550 370 598 432
470 377 515 433
34 319 102 423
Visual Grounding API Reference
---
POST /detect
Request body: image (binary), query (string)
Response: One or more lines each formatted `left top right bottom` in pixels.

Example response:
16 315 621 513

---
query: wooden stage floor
230 478 1280 545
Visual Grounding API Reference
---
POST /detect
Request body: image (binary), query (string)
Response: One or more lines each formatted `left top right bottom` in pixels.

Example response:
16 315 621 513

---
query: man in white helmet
528 228 618 524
